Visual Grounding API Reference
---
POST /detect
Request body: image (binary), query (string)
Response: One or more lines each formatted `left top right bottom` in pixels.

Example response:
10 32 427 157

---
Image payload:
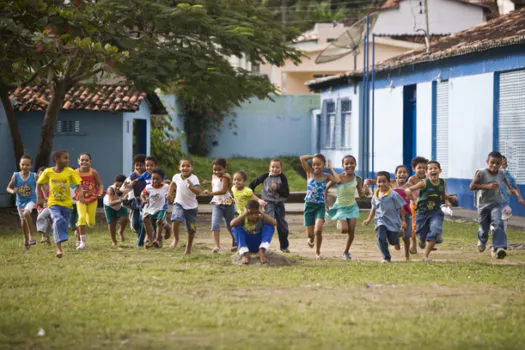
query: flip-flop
29 240 37 246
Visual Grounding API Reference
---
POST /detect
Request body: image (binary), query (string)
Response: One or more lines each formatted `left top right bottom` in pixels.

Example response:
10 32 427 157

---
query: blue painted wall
15 110 124 188
0 102 17 207
158 94 188 153
209 95 320 159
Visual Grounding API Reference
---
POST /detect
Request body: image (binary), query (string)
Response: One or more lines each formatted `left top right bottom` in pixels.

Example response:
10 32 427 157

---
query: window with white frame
435 81 449 177
499 69 525 183
321 101 336 149
55 120 80 135
339 99 351 149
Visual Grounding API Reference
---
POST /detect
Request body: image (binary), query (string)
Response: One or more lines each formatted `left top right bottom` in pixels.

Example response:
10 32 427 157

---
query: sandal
24 242 30 250
29 240 37 246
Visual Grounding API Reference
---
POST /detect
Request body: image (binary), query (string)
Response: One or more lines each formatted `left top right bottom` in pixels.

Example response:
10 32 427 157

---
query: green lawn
166 155 306 192
1 214 525 349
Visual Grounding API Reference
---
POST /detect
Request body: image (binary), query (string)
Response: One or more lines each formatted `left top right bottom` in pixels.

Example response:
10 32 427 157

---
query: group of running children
7 149 524 263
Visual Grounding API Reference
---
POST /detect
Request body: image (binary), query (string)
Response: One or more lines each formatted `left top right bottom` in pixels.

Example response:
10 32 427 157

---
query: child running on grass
37 150 83 258
125 154 147 246
249 159 290 253
141 169 169 248
392 165 412 261
499 155 525 231
231 200 276 265
203 157 236 253
300 154 340 259
6 154 38 249
75 153 104 250
406 161 451 261
470 152 515 259
325 155 364 260
406 156 429 254
363 171 406 263
103 175 129 248
232 171 265 216
167 158 201 255
35 166 52 244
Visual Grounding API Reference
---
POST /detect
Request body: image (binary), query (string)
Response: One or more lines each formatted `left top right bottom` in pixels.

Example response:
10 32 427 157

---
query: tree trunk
0 84 25 170
34 82 68 170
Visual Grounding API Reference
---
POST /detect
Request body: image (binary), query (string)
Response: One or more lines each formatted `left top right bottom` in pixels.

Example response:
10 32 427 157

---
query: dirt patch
231 251 296 266
508 243 525 250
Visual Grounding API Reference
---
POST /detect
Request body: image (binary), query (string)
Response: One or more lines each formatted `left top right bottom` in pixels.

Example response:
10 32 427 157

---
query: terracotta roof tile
376 8 525 71
10 84 148 113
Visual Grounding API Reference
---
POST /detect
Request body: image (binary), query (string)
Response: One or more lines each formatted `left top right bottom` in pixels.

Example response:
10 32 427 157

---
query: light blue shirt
501 170 516 206
371 189 405 232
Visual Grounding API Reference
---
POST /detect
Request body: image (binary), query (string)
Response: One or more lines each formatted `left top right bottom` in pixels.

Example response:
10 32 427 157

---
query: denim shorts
416 210 444 243
171 203 198 233
211 204 236 231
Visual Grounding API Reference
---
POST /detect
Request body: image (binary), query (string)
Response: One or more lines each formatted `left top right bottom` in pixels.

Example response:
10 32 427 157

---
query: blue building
0 85 165 207
308 8 525 216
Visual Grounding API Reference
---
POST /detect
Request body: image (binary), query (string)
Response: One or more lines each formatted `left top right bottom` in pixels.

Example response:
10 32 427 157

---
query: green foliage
150 114 184 170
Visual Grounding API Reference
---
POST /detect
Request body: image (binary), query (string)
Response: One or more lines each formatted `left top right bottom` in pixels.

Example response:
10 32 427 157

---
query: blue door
133 119 147 155
403 85 417 172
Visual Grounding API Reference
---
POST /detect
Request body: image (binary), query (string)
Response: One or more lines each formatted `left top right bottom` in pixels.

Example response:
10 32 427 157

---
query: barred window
339 99 351 149
321 101 336 149
56 120 80 134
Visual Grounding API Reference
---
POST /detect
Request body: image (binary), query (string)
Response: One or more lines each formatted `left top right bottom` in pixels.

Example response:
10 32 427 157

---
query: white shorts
17 201 36 220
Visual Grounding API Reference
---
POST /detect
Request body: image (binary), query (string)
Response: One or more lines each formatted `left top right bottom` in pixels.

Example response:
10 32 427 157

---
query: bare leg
143 217 154 247
240 253 249 264
314 218 324 257
305 226 315 248
259 248 267 264
423 241 436 261
23 210 36 242
118 217 128 241
212 230 220 252
163 221 171 240
185 232 195 255
21 220 29 248
170 221 181 249
108 222 117 248
78 225 87 246
343 219 356 253
155 220 164 247
403 237 410 261
56 241 63 258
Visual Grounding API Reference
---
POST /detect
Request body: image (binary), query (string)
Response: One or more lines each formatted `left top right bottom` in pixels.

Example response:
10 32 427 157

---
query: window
499 69 525 183
321 101 336 149
435 81 449 177
339 99 351 149
55 120 80 134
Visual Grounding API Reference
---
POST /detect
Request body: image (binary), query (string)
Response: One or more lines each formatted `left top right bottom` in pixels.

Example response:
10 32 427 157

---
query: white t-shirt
142 183 169 215
172 173 200 209
103 185 123 211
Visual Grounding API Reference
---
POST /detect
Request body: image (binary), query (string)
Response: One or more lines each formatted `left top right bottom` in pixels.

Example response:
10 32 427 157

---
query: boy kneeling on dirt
231 200 276 264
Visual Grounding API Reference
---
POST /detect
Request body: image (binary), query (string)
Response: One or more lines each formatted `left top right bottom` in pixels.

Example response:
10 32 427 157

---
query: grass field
1 212 525 349
166 155 306 192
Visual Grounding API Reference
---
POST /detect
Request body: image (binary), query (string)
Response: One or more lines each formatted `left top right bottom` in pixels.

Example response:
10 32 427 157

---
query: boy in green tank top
405 161 451 261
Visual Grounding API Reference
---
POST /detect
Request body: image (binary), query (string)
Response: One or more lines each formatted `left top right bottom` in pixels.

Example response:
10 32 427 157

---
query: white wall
123 102 151 175
448 73 494 178
319 85 361 168
372 86 404 172
416 82 433 160
374 0 485 36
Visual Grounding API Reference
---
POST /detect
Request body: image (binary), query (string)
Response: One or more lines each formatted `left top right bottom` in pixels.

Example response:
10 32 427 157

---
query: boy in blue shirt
6 154 38 249
364 171 406 263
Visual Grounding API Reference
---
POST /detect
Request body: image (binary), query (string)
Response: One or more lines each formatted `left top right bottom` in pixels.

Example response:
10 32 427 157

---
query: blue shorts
211 204 236 232
171 203 198 233
416 210 444 243
49 205 73 243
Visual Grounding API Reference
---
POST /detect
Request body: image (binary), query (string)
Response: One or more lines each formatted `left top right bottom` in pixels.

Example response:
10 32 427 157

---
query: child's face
56 153 70 168
342 157 356 174
427 163 441 179
78 154 91 169
501 158 508 170
134 161 146 174
179 160 193 177
269 161 282 176
233 173 245 189
151 173 163 187
246 208 259 222
115 181 124 193
487 156 501 174
19 158 32 173
413 162 427 178
395 167 409 183
213 164 225 177
311 157 325 175
376 176 389 191
145 160 156 174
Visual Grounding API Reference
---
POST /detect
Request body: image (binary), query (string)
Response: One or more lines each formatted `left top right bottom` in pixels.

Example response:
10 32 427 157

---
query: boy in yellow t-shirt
231 171 266 216
37 150 83 258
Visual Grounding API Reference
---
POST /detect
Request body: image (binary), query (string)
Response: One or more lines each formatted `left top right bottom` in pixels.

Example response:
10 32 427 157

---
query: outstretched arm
363 209 376 226
6 175 16 194
260 211 277 227
93 170 104 197
327 160 341 183
300 155 314 178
